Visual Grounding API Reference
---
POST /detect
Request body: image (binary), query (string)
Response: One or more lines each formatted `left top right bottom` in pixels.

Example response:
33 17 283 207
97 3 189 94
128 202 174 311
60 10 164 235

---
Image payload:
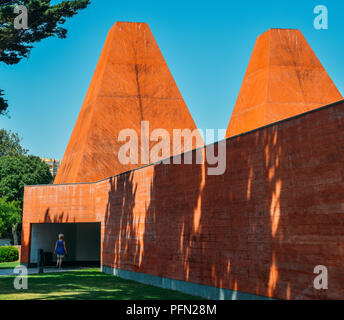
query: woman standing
54 234 68 269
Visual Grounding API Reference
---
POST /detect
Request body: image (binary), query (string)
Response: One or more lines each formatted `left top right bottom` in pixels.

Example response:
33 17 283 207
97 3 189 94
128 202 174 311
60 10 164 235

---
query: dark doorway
29 222 101 267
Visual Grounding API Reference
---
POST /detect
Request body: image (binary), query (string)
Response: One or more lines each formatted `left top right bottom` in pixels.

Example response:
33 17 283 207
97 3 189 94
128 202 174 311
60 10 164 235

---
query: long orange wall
22 100 344 300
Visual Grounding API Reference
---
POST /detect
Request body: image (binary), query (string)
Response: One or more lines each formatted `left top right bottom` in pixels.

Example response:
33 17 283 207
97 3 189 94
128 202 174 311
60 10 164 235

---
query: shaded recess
226 28 343 138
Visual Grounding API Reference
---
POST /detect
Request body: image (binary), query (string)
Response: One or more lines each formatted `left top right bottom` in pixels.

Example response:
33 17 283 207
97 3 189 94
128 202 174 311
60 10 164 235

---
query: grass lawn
0 261 19 269
0 268 203 300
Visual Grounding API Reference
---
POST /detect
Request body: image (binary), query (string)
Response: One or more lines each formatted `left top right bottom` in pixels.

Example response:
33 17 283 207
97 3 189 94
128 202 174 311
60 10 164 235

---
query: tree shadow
99 103 344 300
43 208 74 223
0 270 201 300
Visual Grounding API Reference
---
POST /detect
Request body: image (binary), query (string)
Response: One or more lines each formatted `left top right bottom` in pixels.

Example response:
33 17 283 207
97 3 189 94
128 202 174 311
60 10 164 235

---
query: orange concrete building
54 22 203 184
21 23 344 300
226 29 342 137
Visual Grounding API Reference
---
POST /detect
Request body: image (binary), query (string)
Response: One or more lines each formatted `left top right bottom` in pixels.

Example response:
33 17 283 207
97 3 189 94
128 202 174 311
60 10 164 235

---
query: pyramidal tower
226 29 343 138
55 22 203 184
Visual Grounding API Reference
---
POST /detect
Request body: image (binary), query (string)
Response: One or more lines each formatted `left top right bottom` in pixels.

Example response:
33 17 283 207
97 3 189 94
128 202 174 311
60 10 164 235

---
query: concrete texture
22 99 344 300
226 29 343 138
54 22 203 184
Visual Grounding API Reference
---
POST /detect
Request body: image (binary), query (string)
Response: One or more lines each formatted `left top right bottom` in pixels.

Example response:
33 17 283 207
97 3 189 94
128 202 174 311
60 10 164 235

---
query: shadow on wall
103 152 203 277
103 173 140 271
102 106 344 300
44 209 75 224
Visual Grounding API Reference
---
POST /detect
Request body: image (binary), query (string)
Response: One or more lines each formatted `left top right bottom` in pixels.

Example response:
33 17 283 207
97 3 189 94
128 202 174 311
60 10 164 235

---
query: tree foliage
0 90 8 116
0 128 28 157
0 0 90 65
0 0 90 114
0 197 21 238
0 155 52 243
0 155 53 204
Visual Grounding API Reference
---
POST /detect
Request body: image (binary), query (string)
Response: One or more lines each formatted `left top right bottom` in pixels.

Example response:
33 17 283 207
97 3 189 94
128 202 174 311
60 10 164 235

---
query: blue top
56 240 65 255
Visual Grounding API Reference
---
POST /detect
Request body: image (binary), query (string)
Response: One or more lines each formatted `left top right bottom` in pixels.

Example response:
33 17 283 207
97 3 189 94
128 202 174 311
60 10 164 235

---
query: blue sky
0 0 343 160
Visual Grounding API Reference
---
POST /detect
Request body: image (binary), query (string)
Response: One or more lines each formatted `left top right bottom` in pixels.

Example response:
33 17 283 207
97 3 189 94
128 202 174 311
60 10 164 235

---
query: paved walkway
0 266 91 276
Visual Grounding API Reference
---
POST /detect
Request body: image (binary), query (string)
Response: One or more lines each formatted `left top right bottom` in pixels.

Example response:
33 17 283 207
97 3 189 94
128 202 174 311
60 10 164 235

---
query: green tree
0 155 53 243
0 155 52 202
0 0 90 114
0 90 8 116
0 197 21 242
0 128 28 157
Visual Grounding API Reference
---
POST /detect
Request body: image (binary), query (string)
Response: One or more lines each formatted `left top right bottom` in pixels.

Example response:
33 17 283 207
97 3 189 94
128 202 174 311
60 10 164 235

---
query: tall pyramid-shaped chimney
55 22 203 184
226 29 343 138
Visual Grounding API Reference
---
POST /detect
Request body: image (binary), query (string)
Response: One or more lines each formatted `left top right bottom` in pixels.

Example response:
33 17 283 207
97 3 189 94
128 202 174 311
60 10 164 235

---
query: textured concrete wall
54 22 203 184
22 100 344 300
21 183 96 263
226 29 343 138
